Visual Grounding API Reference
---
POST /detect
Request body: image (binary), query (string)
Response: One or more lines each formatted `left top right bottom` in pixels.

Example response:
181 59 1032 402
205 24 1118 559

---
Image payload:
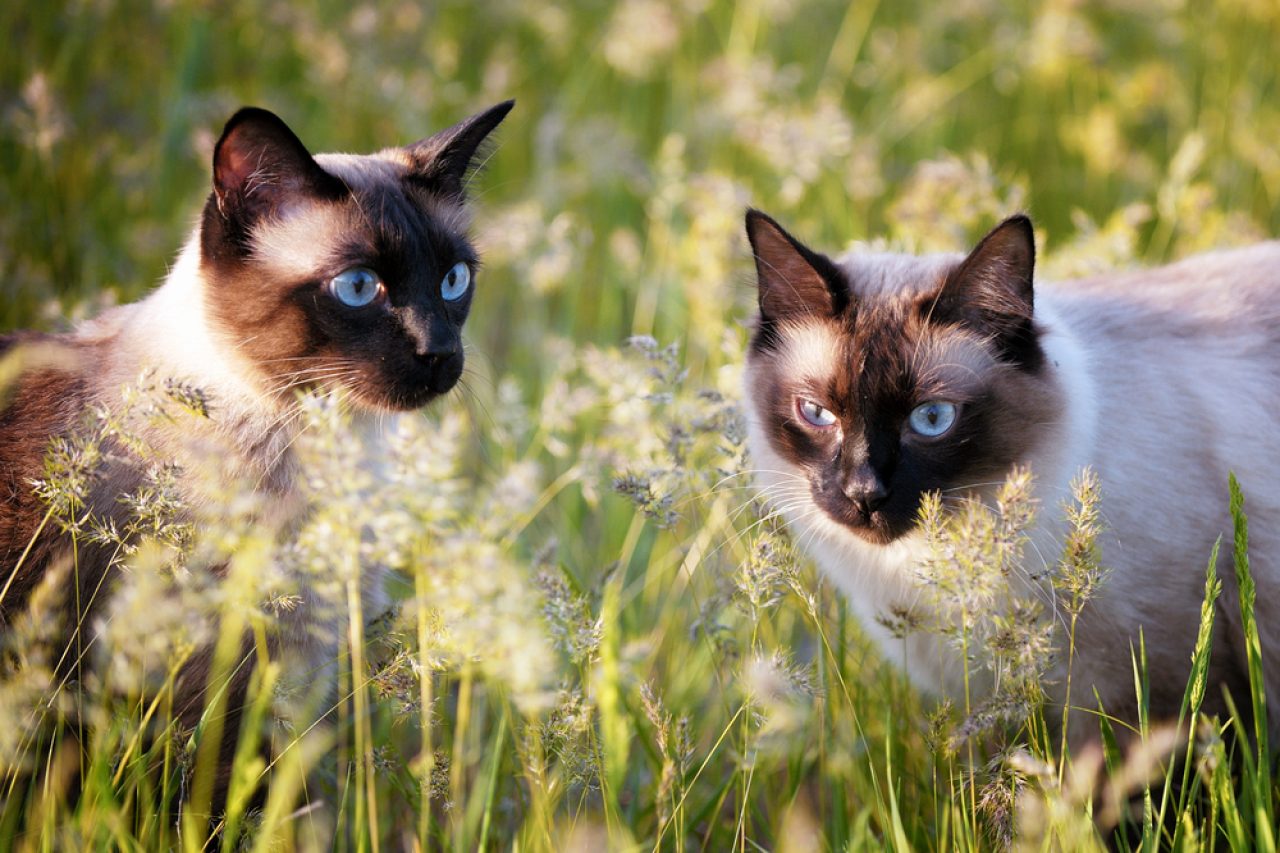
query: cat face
198 102 512 411
743 211 1061 545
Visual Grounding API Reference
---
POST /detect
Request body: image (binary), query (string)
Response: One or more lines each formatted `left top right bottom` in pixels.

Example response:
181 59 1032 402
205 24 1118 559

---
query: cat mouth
816 493 914 545
352 382 455 412
308 355 464 412
843 511 900 545
307 375 459 412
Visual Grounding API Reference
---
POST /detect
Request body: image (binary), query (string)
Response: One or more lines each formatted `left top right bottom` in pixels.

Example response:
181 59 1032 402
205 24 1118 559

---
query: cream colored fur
74 232 392 671
79 237 295 483
745 242 1280 738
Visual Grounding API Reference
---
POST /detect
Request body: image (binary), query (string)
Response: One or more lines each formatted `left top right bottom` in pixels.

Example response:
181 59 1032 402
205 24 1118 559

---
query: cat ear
404 100 515 198
929 214 1041 369
745 209 848 320
211 107 344 222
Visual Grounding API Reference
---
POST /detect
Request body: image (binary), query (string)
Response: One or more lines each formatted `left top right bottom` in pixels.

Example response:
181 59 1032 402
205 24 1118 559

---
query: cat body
742 211 1280 740
0 102 512 808
1 242 299 602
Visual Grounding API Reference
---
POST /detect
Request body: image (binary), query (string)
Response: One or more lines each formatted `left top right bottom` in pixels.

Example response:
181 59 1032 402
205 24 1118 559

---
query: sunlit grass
2 0 1279 849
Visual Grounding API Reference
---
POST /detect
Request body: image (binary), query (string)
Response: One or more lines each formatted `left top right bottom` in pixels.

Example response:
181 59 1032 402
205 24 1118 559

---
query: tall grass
2 0 1279 849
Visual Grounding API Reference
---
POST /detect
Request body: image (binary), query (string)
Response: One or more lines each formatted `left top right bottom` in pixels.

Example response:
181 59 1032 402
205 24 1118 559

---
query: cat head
743 210 1062 545
198 101 513 411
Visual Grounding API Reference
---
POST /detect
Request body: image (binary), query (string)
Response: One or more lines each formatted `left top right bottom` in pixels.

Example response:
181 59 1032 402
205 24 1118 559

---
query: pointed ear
929 214 1041 369
745 209 848 321
404 100 515 198
212 107 344 223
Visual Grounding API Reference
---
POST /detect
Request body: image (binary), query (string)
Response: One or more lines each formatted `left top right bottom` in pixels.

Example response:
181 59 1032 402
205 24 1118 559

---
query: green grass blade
1228 474 1272 834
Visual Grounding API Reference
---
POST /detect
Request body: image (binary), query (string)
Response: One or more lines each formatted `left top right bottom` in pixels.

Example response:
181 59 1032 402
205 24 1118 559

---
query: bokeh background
5 0 1279 361
3 0 1279 848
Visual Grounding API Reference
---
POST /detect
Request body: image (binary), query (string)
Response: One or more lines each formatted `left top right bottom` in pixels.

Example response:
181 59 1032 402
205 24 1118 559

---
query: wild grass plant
3 0 1280 849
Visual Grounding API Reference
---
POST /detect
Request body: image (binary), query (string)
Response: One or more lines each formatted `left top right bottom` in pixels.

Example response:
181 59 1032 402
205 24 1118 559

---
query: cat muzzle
417 349 464 395
838 467 891 515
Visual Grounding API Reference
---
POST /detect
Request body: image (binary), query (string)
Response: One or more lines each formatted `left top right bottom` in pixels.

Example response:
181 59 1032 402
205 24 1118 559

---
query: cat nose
841 467 890 513
417 347 463 392
415 343 458 363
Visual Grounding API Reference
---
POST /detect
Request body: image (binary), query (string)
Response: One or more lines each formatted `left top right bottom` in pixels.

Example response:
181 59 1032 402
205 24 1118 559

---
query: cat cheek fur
739 204 1280 749
741 212 1090 702
195 105 508 411
746 314 1065 545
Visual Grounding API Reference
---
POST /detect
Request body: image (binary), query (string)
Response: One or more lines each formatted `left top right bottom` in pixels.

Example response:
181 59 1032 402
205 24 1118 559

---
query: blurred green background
4 0 1278 371
4 1 1280 847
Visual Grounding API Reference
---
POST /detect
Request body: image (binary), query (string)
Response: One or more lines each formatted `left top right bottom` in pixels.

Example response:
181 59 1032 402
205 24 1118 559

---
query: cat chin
292 370 457 413
815 494 919 545
338 382 455 413
841 520 903 546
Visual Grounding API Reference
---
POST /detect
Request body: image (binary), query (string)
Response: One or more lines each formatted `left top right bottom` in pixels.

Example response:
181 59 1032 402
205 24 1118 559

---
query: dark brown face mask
745 211 1054 543
199 101 514 411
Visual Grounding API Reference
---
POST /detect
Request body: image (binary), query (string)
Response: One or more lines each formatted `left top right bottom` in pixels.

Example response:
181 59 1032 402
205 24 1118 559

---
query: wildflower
887 154 1027 251
612 471 678 529
742 651 819 754
1054 468 1106 619
536 556 602 668
602 0 682 79
734 530 797 622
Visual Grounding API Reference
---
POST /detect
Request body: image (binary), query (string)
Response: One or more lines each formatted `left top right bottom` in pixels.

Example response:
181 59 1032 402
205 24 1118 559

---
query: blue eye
908 401 958 437
328 267 383 307
441 262 471 302
798 399 837 428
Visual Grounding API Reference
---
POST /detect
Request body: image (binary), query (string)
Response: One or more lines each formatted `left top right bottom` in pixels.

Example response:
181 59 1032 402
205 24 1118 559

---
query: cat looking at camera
0 101 512 806
741 209 1279 743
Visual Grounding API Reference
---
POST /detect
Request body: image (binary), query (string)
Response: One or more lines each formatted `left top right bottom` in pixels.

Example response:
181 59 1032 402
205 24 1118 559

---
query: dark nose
418 348 463 393
841 466 890 514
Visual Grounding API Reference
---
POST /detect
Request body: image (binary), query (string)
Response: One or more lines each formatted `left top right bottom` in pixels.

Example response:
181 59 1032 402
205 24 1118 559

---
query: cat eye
908 401 958 437
441 262 471 302
798 398 838 428
328 267 385 308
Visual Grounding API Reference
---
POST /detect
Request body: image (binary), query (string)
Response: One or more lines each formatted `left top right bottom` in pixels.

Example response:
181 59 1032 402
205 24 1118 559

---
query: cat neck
82 233 303 489
119 235 272 408
1024 290 1099 509
741 281 1101 699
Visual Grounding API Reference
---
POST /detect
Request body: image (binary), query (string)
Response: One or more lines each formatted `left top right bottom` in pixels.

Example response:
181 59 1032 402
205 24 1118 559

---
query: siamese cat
742 209 1280 743
0 101 512 805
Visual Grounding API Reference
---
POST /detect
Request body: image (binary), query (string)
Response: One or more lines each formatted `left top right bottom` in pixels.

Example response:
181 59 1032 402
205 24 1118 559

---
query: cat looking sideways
741 209 1280 744
0 101 512 802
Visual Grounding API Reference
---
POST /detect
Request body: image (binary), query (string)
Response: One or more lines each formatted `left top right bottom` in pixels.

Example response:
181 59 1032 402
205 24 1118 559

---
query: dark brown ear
745 209 848 321
405 100 515 199
211 107 344 224
928 215 1041 370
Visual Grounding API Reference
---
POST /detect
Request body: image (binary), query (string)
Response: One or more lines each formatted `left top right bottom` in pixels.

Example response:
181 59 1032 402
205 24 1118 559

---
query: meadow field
2 0 1280 849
